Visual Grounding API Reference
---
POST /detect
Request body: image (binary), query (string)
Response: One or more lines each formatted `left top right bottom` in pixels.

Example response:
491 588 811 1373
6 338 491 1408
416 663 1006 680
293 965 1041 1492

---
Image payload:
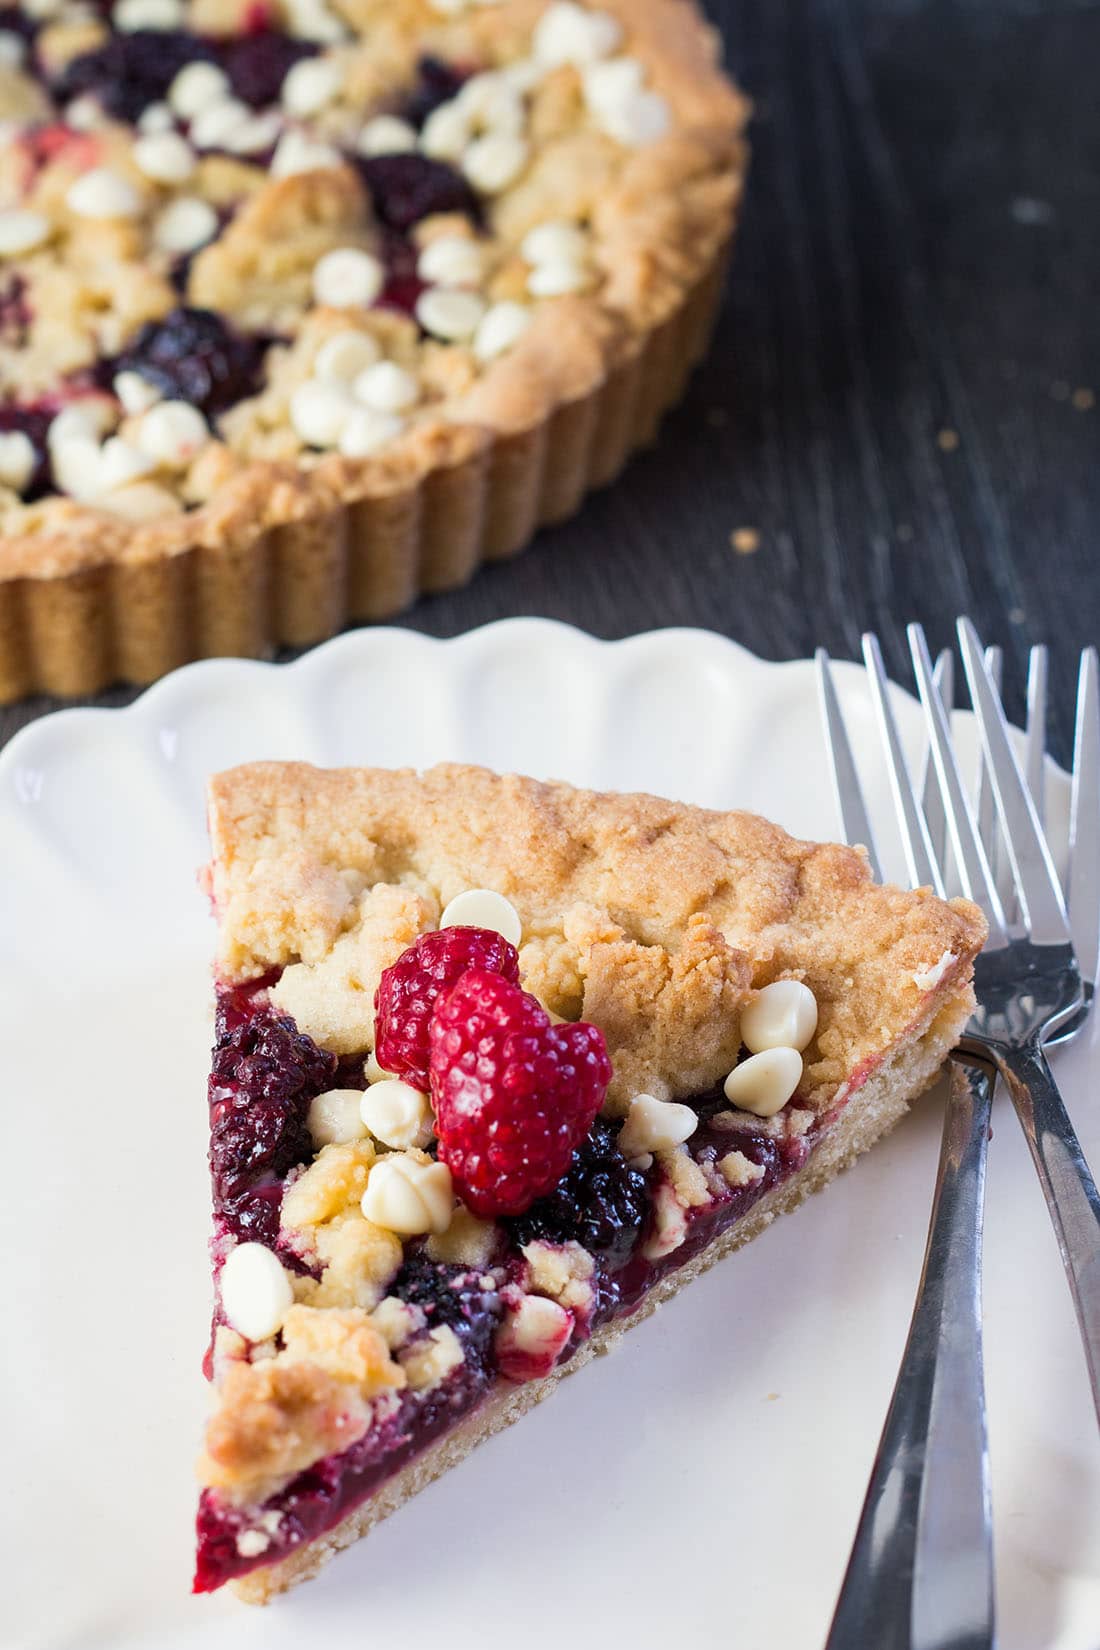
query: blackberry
208 997 337 1244
101 307 269 419
54 30 214 124
505 1119 650 1269
221 29 316 107
355 154 479 233
392 1253 504 1370
400 54 469 129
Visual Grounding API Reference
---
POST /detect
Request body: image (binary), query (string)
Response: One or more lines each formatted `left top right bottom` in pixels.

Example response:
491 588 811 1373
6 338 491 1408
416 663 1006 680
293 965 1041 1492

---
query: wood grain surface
4 0 1097 760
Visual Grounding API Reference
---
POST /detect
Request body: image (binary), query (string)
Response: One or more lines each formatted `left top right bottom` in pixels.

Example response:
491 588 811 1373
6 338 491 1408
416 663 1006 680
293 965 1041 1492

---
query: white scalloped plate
2 621 1098 1650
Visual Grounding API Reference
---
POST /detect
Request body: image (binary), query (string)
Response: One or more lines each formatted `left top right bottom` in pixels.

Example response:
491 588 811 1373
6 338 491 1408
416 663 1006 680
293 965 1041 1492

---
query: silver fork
817 623 1100 1650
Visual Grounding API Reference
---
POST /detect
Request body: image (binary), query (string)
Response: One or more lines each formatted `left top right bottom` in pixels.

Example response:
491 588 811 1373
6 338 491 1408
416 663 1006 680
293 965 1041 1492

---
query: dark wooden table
4 0 1098 760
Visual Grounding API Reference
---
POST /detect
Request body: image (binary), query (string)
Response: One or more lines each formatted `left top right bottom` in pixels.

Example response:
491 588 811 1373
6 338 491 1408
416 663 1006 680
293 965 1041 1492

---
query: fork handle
998 1041 1100 1422
825 1059 995 1650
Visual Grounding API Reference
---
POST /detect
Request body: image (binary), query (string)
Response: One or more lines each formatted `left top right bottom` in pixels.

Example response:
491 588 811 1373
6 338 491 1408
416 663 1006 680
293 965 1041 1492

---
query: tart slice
195 761 986 1602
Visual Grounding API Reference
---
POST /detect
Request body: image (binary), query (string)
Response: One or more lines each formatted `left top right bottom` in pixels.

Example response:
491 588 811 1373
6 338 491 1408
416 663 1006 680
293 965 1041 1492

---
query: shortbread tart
195 761 986 1601
0 0 748 699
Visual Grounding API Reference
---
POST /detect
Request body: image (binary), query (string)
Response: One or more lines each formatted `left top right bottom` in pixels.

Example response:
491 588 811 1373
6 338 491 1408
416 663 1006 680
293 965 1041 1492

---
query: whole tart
0 0 748 700
196 761 986 1601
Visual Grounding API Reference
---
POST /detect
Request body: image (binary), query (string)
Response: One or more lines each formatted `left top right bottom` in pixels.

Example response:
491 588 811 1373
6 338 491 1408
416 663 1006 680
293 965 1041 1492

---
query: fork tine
1025 645 1049 826
976 647 1002 865
922 650 953 874
909 625 1009 945
1068 647 1100 985
815 648 883 881
862 633 945 895
957 618 1070 945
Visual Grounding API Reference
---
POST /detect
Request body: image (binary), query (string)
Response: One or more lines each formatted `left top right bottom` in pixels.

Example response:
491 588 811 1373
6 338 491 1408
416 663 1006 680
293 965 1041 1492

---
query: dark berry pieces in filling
208 995 337 1247
399 54 470 129
221 28 316 107
0 400 54 501
356 154 480 233
391 1252 504 1373
505 1118 650 1270
54 29 215 124
100 307 269 419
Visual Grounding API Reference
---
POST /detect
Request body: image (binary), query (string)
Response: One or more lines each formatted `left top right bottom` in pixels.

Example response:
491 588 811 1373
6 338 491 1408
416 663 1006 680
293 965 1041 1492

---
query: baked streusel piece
0 0 748 697
196 761 986 1601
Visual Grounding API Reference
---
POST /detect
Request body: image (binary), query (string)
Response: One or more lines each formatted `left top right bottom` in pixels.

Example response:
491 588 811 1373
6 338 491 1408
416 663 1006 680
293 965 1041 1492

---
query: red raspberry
429 970 612 1218
374 927 520 1091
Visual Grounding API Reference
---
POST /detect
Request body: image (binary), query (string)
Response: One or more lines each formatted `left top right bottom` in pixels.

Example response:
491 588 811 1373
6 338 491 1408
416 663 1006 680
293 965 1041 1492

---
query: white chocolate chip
115 0 183 29
137 101 175 134
520 220 588 266
0 31 26 68
99 436 155 492
0 209 52 258
532 2 622 68
50 436 103 501
618 1093 698 1159
363 1052 387 1084
270 130 342 176
132 130 196 184
361 1155 453 1236
497 1293 573 1366
338 407 404 456
314 329 380 383
353 359 419 413
417 234 485 288
526 257 592 296
913 950 957 992
223 110 283 156
168 61 231 120
440 887 521 945
582 55 644 117
113 370 161 415
19 0 63 16
462 131 528 194
415 287 486 342
307 1088 369 1148
357 115 418 157
284 0 348 42
457 70 525 135
425 0 469 12
723 1047 803 1118
219 1242 294 1342
66 168 142 221
47 401 114 450
473 300 532 362
63 95 106 132
312 246 384 309
0 431 35 495
420 101 470 164
740 980 819 1055
289 378 354 447
281 54 343 116
235 1529 270 1560
134 399 208 467
359 1079 434 1150
189 96 250 151
153 195 218 253
598 88 670 147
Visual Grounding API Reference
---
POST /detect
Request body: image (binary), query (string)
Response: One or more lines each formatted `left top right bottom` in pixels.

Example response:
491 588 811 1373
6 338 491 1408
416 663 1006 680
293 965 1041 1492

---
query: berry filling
0 397 55 500
195 979 832 1592
96 306 270 420
55 30 216 124
355 153 480 235
208 986 337 1249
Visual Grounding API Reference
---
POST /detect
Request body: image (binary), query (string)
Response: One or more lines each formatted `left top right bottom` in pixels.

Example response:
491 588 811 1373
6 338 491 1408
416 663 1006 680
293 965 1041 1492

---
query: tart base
231 999 969 1603
0 245 729 704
